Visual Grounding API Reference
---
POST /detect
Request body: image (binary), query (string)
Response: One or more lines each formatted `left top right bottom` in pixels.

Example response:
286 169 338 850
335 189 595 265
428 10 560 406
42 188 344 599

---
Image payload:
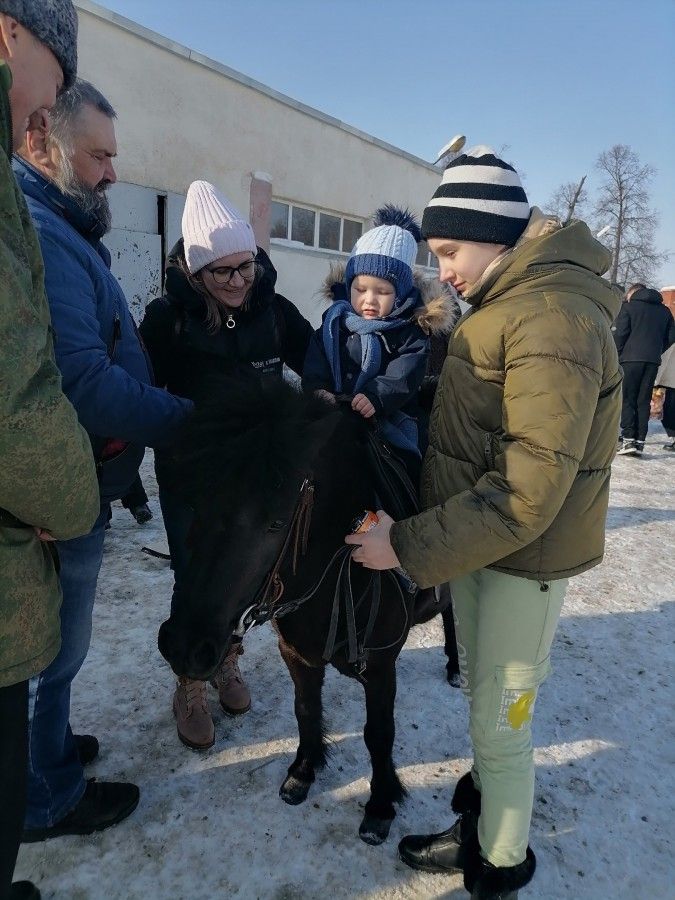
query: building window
415 240 439 269
416 241 430 266
270 201 289 239
271 200 364 254
291 206 316 246
342 218 362 252
319 212 341 251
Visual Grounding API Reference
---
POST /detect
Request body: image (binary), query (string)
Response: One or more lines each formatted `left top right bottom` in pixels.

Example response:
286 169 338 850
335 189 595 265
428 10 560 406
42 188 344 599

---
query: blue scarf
322 300 410 394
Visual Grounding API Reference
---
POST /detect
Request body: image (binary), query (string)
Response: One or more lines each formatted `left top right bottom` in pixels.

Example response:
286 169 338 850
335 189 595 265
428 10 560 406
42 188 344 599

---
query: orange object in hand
350 510 380 534
349 509 418 593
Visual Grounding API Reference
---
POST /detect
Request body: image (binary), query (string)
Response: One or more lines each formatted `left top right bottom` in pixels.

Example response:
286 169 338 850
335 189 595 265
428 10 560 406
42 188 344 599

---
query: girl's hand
352 393 376 418
344 511 400 569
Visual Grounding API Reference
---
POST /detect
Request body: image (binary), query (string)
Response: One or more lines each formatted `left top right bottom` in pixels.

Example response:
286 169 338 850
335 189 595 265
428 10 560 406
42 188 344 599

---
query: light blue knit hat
345 205 421 301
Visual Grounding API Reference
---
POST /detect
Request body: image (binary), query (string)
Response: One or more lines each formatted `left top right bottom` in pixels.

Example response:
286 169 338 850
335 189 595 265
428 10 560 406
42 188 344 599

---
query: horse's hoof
359 813 392 845
279 774 311 806
446 670 461 688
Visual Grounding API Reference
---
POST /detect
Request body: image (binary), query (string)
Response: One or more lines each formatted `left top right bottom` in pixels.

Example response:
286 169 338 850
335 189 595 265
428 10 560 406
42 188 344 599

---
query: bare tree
593 144 668 285
547 176 588 224
495 143 526 182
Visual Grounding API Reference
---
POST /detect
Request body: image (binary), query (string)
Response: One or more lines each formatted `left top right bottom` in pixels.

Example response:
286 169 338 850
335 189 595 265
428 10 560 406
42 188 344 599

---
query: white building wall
75 1 441 319
268 243 335 327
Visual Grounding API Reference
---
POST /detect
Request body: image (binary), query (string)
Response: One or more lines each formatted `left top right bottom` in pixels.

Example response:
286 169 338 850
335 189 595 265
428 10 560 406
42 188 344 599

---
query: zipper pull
226 314 235 330
108 313 121 360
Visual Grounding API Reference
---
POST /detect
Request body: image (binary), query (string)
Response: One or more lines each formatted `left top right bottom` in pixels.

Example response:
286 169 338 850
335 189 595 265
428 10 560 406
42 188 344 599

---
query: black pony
159 376 427 844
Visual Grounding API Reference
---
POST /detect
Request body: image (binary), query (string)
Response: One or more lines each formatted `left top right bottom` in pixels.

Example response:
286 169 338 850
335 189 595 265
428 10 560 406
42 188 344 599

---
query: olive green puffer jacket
390 211 622 587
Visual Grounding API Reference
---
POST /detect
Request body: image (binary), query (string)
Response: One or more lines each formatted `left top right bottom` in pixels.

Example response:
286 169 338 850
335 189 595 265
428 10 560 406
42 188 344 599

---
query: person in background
14 78 191 842
121 475 152 523
346 146 622 899
106 474 153 530
0 3 99 898
613 287 675 456
140 180 313 750
625 282 645 302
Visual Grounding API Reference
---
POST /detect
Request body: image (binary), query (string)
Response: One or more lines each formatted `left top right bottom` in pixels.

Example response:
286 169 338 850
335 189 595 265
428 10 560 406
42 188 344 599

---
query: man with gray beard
13 79 191 841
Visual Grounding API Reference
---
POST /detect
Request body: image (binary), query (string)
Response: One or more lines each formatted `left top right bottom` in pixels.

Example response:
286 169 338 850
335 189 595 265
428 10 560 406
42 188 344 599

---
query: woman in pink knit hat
140 180 313 750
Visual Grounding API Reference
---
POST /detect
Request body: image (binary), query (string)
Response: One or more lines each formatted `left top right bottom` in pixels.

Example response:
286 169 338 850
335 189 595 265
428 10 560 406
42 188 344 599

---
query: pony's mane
170 377 327 509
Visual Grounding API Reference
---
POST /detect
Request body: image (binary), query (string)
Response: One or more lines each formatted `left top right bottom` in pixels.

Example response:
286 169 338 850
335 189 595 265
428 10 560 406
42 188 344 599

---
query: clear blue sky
100 0 675 284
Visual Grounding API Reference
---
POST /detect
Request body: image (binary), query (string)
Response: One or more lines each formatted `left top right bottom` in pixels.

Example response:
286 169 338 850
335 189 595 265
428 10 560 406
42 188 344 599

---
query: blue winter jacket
13 158 192 502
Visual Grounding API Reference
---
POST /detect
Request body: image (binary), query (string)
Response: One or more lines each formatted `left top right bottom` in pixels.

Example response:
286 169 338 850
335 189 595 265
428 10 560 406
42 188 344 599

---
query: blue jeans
25 504 109 828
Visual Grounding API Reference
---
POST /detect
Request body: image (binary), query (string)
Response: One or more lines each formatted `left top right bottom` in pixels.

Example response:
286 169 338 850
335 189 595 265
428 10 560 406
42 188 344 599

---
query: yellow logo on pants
507 691 536 730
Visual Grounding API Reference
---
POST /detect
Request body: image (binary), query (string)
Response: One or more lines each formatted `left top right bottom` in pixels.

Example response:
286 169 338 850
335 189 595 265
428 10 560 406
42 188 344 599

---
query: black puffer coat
139 241 313 403
613 288 675 365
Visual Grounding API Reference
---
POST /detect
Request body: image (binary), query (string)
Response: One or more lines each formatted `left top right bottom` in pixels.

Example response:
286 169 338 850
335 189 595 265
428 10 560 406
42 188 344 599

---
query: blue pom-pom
372 204 422 243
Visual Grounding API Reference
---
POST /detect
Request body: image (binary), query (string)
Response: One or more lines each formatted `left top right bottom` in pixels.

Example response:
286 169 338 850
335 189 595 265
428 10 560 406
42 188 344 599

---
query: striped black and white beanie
422 145 530 246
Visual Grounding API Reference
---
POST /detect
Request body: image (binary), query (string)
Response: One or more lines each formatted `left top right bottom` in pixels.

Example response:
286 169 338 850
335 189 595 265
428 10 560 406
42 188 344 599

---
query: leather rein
232 477 410 678
259 477 316 613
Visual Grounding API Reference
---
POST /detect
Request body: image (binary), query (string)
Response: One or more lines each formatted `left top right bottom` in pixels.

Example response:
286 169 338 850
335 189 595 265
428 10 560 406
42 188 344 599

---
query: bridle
233 476 316 638
232 476 412 678
256 477 315 613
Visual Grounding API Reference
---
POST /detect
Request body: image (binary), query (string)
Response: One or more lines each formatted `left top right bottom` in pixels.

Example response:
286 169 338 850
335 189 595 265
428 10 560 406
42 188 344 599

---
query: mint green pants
450 568 567 868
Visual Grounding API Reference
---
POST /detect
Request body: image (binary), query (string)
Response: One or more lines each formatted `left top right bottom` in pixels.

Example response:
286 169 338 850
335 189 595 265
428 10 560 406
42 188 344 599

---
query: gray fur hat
0 0 78 89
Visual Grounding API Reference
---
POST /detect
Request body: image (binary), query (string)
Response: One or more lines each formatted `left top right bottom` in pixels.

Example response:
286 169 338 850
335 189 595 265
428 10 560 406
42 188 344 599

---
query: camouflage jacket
0 62 99 688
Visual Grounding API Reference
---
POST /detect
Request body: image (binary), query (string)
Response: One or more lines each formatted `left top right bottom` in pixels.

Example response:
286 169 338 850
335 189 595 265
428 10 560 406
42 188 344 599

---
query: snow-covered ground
16 425 674 900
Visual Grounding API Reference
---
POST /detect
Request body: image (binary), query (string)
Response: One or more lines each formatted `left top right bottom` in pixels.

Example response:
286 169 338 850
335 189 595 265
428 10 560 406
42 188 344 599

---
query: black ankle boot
131 503 153 524
22 778 139 842
398 771 480 873
464 838 536 899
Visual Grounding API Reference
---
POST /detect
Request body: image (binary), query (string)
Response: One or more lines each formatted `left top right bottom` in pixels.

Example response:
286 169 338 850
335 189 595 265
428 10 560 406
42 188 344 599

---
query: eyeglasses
205 257 256 285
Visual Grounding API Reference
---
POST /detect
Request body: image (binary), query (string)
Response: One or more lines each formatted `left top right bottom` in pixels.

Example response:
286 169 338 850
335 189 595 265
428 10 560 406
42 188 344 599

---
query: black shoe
75 733 99 766
10 883 41 900
464 840 536 900
22 779 140 842
399 817 475 873
635 441 645 455
617 439 639 456
398 772 481 873
131 503 153 524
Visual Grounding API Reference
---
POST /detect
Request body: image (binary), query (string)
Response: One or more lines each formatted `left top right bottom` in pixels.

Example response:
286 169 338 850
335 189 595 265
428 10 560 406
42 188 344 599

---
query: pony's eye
268 520 285 532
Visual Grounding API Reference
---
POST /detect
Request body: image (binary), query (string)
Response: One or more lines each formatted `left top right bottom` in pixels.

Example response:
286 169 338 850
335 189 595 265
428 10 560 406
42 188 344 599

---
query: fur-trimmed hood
320 262 460 336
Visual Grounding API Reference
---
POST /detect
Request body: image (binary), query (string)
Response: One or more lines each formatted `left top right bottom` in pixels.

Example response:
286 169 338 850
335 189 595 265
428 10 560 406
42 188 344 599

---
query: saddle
364 427 420 522
363 426 450 625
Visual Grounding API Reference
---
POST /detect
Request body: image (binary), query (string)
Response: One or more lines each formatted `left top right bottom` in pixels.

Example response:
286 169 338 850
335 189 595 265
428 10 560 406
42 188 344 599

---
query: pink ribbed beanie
181 180 257 274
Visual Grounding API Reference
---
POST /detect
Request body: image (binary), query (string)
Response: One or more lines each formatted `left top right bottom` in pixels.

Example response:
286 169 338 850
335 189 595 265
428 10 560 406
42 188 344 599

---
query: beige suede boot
211 642 251 715
173 677 215 750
